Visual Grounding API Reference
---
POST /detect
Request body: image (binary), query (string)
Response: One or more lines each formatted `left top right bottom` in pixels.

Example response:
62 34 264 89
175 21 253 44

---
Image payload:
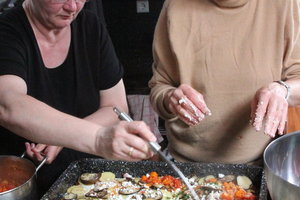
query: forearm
84 79 128 126
84 106 126 126
0 92 101 156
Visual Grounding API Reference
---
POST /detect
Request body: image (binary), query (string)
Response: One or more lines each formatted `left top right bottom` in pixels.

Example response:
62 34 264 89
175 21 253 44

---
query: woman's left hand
250 82 289 138
25 142 63 164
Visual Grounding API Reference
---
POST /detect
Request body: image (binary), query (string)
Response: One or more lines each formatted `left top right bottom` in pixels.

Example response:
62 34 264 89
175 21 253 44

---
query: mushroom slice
237 175 252 189
140 189 163 200
85 188 108 198
79 173 100 185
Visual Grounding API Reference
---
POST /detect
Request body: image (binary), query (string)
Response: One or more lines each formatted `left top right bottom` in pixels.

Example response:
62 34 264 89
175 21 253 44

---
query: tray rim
41 158 268 200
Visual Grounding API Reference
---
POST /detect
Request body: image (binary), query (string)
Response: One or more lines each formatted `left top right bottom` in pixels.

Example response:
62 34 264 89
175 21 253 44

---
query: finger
125 136 154 159
268 118 280 138
176 106 198 126
264 100 281 137
250 98 258 125
253 98 268 131
110 143 142 161
31 143 36 149
25 142 34 157
180 84 211 116
170 93 202 125
32 148 45 162
178 96 205 122
278 105 288 135
124 145 151 160
33 144 47 152
125 121 157 142
168 94 180 114
44 146 63 164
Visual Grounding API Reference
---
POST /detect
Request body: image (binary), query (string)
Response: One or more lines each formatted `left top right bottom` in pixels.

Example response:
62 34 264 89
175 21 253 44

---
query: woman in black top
0 0 156 197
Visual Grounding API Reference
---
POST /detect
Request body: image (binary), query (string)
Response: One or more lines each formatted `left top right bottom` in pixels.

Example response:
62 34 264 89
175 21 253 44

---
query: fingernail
278 128 283 135
184 113 193 122
206 111 212 116
198 116 204 122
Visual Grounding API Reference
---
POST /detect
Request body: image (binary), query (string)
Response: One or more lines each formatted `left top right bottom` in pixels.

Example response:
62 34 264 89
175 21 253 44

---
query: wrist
274 80 291 100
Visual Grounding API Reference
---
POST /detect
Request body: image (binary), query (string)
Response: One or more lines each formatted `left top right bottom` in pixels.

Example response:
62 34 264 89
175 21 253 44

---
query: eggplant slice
85 188 108 198
79 173 100 185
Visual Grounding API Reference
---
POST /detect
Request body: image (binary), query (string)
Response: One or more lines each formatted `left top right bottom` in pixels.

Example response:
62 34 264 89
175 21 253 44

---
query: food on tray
62 171 256 200
80 173 101 185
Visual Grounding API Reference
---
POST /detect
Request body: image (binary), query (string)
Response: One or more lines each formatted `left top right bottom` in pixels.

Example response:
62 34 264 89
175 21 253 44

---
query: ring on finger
178 97 187 105
128 147 134 157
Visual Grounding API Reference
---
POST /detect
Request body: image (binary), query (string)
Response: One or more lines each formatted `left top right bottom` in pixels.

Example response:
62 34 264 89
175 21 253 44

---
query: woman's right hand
96 121 157 161
164 84 211 126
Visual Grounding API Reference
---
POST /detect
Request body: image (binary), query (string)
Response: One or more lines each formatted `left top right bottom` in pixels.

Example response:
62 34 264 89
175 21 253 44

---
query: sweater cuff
153 87 177 120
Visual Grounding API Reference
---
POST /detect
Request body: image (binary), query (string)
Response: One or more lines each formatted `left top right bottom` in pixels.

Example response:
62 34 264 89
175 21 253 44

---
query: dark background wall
102 0 165 94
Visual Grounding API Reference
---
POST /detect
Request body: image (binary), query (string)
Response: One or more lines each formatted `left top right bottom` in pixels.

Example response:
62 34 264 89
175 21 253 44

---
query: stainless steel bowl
264 131 300 200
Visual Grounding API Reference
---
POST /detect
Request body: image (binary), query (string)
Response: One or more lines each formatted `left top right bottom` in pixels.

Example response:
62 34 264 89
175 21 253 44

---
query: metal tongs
113 107 200 200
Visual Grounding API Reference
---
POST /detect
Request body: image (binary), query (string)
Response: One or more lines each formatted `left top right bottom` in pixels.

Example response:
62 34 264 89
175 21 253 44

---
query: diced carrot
221 192 234 200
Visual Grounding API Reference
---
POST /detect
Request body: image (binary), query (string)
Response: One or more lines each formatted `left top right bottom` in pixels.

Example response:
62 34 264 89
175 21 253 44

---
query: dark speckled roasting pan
41 158 268 200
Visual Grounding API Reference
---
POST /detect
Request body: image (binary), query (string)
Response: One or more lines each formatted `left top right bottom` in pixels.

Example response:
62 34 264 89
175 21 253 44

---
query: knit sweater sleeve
148 0 179 120
282 0 300 80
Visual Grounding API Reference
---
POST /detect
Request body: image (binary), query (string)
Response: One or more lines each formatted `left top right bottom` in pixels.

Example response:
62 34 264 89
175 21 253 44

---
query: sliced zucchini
161 189 173 200
62 192 77 200
67 185 87 198
99 172 116 182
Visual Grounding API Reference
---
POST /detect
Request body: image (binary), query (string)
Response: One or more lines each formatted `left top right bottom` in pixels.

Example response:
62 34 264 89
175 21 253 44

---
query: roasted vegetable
79 173 100 185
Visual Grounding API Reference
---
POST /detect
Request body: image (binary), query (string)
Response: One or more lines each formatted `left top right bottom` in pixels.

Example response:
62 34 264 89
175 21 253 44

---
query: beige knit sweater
149 0 300 164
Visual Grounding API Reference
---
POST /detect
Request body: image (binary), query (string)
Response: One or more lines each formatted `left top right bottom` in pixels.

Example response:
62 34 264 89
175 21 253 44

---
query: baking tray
41 158 268 200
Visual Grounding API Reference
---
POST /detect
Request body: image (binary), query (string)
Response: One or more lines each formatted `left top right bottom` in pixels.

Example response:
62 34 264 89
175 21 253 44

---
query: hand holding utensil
113 107 200 200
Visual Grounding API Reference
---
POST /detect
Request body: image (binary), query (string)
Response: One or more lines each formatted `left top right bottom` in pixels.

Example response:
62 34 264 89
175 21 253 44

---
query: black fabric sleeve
0 7 28 81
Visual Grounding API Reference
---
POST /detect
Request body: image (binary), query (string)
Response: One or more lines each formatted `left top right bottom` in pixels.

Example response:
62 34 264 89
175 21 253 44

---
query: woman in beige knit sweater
149 0 300 165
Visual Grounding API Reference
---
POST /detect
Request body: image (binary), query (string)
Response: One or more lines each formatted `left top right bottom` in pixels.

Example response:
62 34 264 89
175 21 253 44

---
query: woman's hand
25 142 63 164
96 121 157 161
250 82 289 137
164 84 211 126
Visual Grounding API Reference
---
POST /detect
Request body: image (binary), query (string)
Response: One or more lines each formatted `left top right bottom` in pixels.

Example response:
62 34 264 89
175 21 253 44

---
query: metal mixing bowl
264 131 300 200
